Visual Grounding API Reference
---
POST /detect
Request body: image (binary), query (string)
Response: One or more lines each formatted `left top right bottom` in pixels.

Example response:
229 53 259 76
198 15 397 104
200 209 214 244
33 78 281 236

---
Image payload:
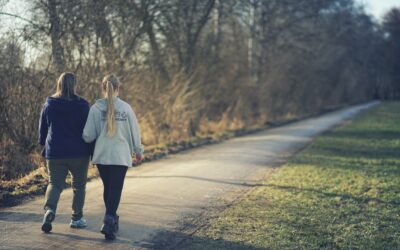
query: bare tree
47 0 65 73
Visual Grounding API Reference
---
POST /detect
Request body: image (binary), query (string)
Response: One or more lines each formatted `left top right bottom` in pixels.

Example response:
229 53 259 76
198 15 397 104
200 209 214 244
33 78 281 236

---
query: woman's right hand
134 154 144 164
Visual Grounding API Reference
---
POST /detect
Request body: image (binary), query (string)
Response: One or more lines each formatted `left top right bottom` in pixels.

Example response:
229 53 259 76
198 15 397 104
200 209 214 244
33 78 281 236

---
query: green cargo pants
44 157 89 221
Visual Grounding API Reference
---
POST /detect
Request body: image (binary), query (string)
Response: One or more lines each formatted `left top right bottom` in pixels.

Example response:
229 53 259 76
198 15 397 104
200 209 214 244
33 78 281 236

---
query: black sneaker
100 215 116 240
41 209 55 233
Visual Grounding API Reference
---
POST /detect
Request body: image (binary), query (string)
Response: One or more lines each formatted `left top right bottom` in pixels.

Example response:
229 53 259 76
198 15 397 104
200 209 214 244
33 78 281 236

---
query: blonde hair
53 72 76 99
102 74 120 137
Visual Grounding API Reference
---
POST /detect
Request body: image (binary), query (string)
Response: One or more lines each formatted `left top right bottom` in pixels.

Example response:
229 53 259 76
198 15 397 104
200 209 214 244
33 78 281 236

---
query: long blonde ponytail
106 81 115 136
102 74 120 137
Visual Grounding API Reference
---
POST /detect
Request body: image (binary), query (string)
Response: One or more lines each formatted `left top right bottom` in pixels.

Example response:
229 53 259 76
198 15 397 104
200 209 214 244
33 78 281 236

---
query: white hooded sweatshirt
82 97 143 167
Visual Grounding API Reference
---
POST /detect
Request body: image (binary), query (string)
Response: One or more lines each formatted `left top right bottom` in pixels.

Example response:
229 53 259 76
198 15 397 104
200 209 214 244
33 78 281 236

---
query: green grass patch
188 102 400 249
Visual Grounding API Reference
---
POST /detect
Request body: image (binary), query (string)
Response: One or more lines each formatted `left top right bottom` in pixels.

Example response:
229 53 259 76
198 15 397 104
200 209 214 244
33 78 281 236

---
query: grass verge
185 102 400 249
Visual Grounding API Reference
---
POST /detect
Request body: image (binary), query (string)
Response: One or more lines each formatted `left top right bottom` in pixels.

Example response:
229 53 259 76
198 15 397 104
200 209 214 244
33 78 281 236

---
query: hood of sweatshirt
46 95 89 113
94 97 124 112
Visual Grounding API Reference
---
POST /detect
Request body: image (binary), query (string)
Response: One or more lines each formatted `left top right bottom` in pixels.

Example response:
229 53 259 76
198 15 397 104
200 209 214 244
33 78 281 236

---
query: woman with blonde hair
83 74 143 240
39 72 91 233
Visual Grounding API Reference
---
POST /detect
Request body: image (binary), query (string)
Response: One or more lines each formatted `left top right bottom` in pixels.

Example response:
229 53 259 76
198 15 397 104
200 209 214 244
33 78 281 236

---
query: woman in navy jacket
38 72 91 233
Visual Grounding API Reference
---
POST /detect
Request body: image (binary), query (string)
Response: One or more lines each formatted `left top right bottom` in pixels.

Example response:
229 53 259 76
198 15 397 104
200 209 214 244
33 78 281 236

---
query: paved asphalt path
0 102 379 250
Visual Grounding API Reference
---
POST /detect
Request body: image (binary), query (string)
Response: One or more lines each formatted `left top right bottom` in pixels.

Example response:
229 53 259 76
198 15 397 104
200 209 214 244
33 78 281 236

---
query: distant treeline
0 0 399 179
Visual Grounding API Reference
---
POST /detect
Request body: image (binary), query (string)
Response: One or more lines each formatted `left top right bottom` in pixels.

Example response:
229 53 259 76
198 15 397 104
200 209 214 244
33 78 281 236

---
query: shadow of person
45 231 132 245
0 211 42 223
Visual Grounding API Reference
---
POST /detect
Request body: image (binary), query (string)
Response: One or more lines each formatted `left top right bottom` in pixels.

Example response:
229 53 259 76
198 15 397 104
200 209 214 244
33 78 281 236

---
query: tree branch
0 12 47 32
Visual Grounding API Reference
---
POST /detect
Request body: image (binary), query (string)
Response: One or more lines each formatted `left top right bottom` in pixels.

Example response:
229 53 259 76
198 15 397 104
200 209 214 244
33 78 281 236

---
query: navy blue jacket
38 95 91 159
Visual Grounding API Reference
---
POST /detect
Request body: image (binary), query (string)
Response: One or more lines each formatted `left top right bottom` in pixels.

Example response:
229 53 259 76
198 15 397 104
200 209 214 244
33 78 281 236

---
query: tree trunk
47 0 65 74
91 0 116 71
146 22 170 82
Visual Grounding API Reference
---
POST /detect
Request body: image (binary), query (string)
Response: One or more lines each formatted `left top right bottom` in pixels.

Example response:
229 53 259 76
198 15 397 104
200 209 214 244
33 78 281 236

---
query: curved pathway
0 101 378 250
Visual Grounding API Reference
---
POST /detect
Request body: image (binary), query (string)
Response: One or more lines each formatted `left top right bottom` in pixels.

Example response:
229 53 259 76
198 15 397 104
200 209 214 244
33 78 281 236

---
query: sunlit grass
188 102 400 249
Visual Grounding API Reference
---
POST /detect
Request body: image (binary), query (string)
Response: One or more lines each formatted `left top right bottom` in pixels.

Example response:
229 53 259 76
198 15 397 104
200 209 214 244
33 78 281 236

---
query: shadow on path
127 175 266 188
150 229 266 250
0 211 42 222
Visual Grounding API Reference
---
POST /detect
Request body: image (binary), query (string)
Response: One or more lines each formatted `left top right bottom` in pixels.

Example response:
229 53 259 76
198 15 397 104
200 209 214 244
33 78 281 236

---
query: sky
0 0 29 32
359 0 400 20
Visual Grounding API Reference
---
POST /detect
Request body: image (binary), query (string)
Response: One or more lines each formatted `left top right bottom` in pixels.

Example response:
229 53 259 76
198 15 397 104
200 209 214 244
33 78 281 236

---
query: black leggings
97 164 128 216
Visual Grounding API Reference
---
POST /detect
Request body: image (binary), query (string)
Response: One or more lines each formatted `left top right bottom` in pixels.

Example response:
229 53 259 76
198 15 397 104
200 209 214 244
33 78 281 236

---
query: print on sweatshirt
100 111 128 121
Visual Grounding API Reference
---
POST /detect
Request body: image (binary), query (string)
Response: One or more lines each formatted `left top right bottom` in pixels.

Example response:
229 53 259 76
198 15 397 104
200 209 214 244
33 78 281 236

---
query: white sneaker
70 218 87 228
